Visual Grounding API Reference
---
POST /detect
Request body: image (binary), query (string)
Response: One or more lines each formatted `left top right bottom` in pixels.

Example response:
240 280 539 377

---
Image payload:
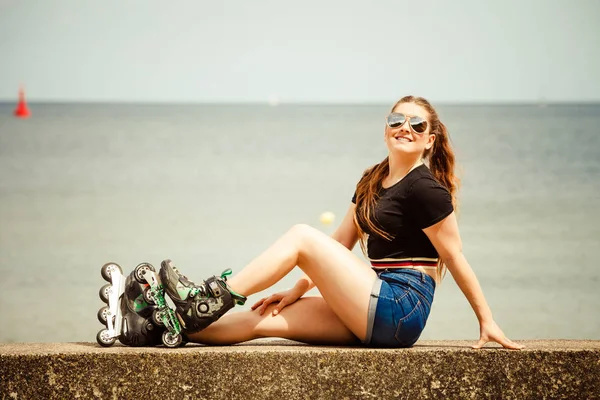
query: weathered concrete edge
1 340 599 400
2 339 599 355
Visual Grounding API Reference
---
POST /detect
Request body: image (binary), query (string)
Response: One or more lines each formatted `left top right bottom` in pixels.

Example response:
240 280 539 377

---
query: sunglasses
386 113 428 134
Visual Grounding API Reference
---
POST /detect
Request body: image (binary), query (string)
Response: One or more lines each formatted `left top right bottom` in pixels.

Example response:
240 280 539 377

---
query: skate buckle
209 280 222 297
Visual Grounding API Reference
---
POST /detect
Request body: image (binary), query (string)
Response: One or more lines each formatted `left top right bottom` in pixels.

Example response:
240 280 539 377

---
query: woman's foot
159 259 247 334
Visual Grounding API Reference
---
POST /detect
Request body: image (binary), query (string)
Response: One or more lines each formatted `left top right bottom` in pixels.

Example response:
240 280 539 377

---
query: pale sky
0 0 599 103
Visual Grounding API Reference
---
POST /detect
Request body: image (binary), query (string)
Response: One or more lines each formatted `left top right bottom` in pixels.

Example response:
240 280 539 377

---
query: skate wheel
134 263 155 284
99 284 112 303
162 331 183 348
96 329 116 347
97 306 110 324
152 309 165 326
143 286 155 304
101 263 123 282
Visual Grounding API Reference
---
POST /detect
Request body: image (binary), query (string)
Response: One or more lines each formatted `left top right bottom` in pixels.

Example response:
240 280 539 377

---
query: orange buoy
14 86 31 118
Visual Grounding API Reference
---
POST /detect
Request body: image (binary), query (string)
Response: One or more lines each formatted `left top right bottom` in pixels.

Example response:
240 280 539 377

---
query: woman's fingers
258 298 272 315
259 295 281 315
471 337 487 349
499 337 525 350
272 299 288 316
472 336 525 350
252 292 299 316
251 297 267 310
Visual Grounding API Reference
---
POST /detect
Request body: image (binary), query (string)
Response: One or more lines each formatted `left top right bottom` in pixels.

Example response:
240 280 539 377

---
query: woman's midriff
372 266 438 285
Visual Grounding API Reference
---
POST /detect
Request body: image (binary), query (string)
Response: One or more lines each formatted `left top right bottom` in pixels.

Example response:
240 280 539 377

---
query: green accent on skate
175 282 197 300
224 283 246 306
234 298 246 306
163 308 182 335
220 268 232 280
219 268 246 305
178 286 194 299
230 290 246 306
150 284 182 337
150 285 168 308
133 294 149 312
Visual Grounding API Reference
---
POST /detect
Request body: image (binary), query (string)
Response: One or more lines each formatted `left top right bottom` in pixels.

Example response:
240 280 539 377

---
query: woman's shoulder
406 166 454 228
407 166 450 195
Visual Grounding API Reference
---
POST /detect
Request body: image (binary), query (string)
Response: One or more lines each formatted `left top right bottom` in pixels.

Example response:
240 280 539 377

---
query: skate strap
195 269 246 306
206 276 246 305
220 268 233 281
230 291 247 306
217 268 246 305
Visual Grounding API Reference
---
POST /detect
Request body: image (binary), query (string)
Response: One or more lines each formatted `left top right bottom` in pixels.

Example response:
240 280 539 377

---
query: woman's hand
472 320 525 350
251 287 304 316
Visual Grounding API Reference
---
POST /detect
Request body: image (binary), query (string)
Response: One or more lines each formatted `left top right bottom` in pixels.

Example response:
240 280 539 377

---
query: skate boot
159 259 247 334
96 262 184 348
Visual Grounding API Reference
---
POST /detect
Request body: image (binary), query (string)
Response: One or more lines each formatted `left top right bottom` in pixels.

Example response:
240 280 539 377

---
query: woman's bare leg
187 297 361 346
223 224 377 342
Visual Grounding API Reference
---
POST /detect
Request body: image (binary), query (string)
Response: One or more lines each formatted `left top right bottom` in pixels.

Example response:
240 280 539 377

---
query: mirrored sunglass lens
387 113 406 127
410 118 428 133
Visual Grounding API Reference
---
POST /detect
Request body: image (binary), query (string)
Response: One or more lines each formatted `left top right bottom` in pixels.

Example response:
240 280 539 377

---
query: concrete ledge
1 340 599 399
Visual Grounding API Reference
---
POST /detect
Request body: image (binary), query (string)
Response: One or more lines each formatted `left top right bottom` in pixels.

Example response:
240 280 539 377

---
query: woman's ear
425 134 436 150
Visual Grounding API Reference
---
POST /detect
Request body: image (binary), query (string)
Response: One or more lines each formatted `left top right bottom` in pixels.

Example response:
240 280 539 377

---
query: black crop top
352 164 453 263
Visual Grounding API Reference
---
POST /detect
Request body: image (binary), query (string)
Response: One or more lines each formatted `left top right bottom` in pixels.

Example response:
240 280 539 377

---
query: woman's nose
399 121 411 133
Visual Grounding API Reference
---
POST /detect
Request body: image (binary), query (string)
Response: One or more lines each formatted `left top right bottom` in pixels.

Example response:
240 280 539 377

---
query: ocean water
0 103 598 343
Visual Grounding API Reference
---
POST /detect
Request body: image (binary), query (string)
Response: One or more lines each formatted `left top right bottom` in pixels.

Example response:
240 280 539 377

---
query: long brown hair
353 95 459 282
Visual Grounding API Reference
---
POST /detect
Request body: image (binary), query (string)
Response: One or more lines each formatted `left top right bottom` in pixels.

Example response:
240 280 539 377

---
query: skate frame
140 268 183 338
105 271 126 340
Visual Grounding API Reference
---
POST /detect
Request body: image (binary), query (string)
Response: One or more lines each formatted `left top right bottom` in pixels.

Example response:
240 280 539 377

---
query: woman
160 96 523 350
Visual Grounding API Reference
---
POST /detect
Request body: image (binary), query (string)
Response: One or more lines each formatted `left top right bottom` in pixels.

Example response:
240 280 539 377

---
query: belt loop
420 272 425 282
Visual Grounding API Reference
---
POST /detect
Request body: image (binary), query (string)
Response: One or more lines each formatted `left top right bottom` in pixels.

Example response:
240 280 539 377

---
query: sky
0 0 599 103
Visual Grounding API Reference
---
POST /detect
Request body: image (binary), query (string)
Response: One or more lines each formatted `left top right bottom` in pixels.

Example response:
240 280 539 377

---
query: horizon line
1 100 599 107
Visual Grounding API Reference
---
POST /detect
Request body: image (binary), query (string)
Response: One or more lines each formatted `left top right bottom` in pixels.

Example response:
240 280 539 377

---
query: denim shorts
364 269 436 348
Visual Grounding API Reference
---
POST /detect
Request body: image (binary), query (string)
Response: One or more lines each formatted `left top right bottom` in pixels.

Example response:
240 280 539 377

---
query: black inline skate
159 259 247 334
96 262 184 348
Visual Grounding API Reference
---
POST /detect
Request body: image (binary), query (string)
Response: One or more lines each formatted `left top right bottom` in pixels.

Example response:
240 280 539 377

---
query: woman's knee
288 223 313 236
287 223 315 244
288 224 320 253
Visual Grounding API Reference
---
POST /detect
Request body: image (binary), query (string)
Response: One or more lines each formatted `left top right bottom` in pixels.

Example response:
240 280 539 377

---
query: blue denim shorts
364 269 436 348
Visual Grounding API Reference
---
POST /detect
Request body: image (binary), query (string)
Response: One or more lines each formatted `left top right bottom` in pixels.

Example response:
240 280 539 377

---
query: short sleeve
407 177 454 229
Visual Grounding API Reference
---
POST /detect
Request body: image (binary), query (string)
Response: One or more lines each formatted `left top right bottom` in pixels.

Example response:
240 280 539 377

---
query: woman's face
384 101 435 157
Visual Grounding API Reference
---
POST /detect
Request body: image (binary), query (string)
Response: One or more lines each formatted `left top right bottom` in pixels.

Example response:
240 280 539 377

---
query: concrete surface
1 340 599 399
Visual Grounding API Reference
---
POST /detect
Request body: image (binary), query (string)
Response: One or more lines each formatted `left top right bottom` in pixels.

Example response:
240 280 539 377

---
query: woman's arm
423 212 524 350
294 204 359 294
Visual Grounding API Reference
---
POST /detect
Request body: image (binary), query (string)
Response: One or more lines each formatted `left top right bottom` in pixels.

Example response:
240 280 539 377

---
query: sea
0 102 598 343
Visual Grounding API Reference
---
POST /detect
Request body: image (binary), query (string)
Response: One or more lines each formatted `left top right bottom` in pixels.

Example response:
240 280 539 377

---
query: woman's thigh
187 296 362 345
294 224 378 342
254 297 362 345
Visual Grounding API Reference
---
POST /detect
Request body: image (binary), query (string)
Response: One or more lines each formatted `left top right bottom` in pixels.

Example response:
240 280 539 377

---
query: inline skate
159 259 247 334
96 262 184 348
